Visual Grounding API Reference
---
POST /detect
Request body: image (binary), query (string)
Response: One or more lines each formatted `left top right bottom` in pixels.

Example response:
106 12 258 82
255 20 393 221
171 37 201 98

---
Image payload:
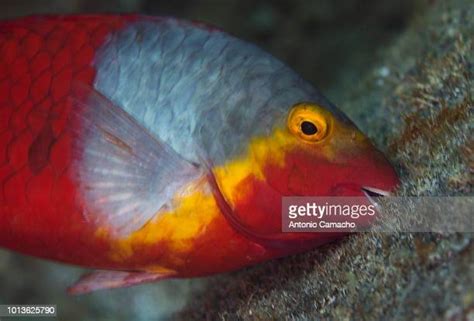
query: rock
176 0 473 320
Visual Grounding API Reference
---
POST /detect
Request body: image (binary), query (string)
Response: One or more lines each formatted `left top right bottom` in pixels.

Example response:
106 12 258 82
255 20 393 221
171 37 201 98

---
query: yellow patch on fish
105 180 216 261
99 127 297 264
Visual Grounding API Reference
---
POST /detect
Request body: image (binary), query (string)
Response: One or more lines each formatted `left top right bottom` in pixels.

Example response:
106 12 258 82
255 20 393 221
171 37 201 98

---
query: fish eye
287 103 329 142
301 121 318 135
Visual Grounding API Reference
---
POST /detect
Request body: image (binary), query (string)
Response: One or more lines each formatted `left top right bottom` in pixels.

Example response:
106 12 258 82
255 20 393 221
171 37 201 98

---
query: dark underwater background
0 1 472 320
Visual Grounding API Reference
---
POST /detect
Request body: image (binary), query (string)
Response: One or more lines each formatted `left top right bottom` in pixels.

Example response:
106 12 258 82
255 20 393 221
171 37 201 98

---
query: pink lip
361 186 391 196
361 186 391 207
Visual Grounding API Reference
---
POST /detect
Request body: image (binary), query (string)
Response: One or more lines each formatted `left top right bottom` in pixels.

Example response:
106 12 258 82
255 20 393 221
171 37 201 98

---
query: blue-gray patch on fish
92 17 345 164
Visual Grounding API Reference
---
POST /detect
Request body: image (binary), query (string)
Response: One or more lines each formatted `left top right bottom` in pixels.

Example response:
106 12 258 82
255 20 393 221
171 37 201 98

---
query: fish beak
361 186 391 207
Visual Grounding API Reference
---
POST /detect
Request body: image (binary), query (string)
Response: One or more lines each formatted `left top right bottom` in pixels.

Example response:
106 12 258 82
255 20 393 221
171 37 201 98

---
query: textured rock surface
0 1 472 320
177 0 473 320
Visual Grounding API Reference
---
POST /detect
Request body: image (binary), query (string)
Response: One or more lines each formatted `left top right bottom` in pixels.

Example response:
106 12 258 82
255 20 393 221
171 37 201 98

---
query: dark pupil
301 121 318 135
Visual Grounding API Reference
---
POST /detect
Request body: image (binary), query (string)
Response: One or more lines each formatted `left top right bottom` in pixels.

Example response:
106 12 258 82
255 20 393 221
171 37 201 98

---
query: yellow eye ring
287 103 330 142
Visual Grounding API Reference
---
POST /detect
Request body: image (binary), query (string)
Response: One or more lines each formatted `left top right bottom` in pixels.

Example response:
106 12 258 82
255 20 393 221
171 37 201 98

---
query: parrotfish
0 15 399 294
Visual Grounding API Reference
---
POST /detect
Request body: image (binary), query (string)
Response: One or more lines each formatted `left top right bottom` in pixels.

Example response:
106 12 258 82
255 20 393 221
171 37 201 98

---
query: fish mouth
361 186 391 207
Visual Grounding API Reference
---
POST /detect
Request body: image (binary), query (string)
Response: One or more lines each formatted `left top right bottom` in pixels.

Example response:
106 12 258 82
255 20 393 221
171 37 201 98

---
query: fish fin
69 83 202 236
67 270 175 295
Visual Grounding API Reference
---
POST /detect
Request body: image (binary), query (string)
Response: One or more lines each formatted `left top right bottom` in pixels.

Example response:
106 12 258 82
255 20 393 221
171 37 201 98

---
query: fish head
268 102 400 197
213 101 399 249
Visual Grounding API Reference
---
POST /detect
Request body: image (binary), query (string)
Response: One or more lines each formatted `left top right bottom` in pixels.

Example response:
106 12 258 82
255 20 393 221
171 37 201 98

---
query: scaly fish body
0 15 398 293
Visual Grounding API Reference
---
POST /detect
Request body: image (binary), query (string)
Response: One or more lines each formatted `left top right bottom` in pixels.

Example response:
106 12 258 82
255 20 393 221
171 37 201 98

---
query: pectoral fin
68 270 176 295
68 83 202 236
